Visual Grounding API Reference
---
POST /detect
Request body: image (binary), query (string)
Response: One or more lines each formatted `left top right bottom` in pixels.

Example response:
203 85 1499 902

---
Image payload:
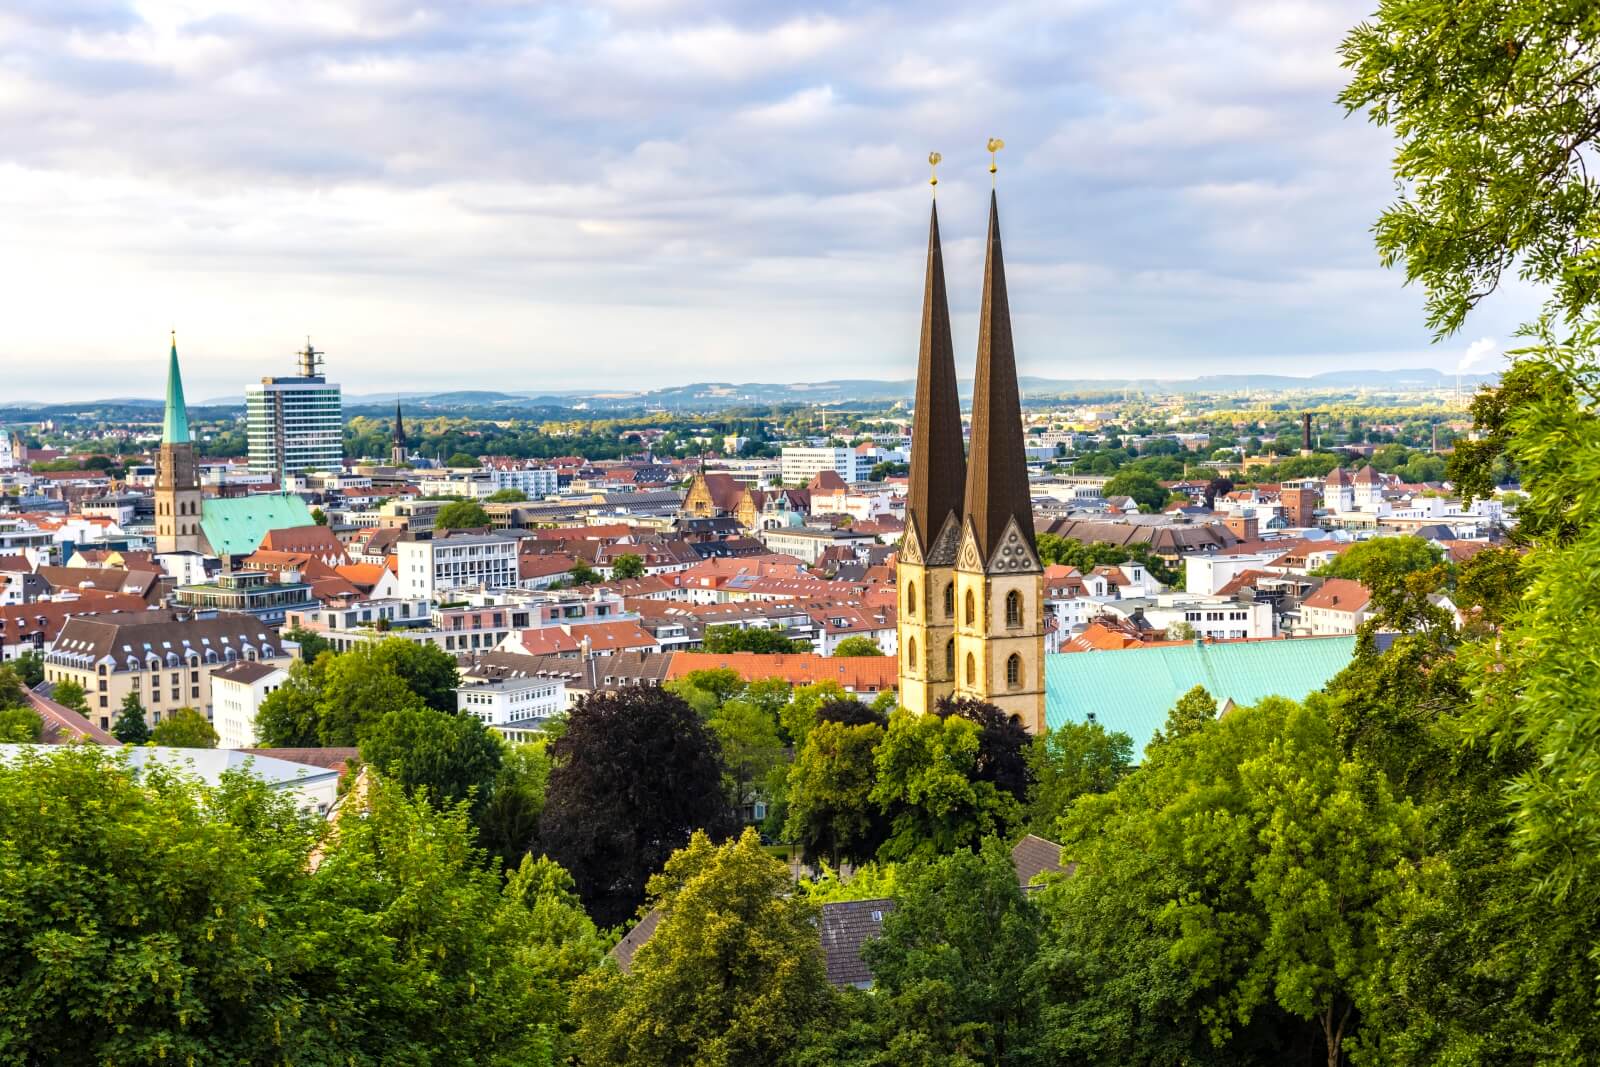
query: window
945 638 955 677
1005 590 1022 628
906 637 917 670
906 581 917 617
943 583 954 618
965 652 976 685
965 590 976 626
1006 654 1022 688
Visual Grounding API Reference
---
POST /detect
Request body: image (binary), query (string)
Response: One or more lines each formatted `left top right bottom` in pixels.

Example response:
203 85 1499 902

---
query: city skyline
4 0 1536 401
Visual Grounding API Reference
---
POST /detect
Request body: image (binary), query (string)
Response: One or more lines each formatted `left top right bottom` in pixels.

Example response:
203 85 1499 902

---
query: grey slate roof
818 897 895 988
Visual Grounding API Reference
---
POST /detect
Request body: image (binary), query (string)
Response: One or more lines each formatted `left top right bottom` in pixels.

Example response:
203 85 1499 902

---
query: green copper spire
162 330 191 445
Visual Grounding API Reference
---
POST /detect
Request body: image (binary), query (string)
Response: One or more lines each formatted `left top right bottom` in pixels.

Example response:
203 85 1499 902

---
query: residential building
43 611 294 732
211 660 289 749
455 675 566 733
464 649 675 708
396 531 520 597
781 446 868 486
1299 578 1372 635
758 526 878 564
245 341 344 477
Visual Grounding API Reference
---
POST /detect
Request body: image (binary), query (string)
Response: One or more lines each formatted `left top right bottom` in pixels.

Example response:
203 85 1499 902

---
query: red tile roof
666 652 897 692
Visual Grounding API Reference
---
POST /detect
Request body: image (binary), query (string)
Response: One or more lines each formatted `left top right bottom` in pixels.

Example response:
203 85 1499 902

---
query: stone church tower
896 201 967 716
154 333 205 554
898 190 1046 732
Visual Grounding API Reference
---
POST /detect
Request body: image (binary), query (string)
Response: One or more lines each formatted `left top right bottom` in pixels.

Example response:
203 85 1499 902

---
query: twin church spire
904 185 1036 568
898 154 1046 732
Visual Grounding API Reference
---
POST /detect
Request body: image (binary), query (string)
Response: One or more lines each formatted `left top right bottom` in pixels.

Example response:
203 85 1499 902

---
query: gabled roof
259 525 347 558
667 652 897 692
1010 834 1071 886
1301 578 1371 613
808 469 849 493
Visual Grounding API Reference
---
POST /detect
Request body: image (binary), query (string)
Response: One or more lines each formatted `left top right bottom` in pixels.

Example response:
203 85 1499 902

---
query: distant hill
3 368 1499 421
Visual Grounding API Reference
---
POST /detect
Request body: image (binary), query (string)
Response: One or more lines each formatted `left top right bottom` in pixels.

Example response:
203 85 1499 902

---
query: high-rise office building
246 340 344 478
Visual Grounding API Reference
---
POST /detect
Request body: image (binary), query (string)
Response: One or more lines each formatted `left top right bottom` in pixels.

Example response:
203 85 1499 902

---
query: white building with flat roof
396 532 521 598
781 446 868 486
245 343 344 477
211 660 289 750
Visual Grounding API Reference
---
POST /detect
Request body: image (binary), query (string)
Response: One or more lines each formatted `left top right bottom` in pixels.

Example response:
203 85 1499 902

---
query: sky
0 0 1540 402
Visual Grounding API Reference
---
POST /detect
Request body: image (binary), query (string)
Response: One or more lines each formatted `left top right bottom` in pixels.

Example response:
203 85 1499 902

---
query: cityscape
2 3 1598 1066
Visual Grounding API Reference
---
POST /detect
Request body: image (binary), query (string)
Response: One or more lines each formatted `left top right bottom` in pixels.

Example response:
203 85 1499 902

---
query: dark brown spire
905 201 966 556
393 403 407 447
963 190 1036 563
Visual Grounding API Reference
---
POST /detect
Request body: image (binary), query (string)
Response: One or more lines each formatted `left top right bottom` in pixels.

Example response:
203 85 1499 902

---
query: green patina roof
163 333 191 445
1045 637 1357 758
200 494 315 558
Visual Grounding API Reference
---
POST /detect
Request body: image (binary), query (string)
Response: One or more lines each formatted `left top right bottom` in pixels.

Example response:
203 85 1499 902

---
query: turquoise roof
1045 637 1357 758
163 333 191 445
200 494 315 558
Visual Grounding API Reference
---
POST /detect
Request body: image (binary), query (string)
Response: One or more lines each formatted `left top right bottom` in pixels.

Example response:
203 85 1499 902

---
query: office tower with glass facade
246 340 345 478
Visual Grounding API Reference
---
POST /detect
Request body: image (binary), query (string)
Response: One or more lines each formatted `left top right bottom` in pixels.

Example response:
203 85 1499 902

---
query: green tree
255 655 326 747
1034 697 1421 1066
831 635 884 657
1149 684 1218 749
870 710 1021 863
477 741 552 870
150 706 219 748
310 506 328 526
1314 536 1443 584
315 638 461 745
0 705 42 742
359 706 503 815
1023 721 1134 837
784 719 888 865
433 499 491 530
778 680 853 748
1103 469 1167 512
701 624 805 654
283 625 330 661
0 747 582 1064
1339 0 1600 335
567 559 599 586
445 452 480 468
573 828 832 1067
860 838 1044 1065
707 697 785 818
0 664 28 709
486 487 527 503
609 552 645 580
111 692 150 744
50 678 87 714
12 651 44 688
540 686 734 925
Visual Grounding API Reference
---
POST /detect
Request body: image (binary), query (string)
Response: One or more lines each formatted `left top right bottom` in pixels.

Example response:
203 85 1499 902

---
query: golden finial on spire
987 137 1005 183
928 151 942 196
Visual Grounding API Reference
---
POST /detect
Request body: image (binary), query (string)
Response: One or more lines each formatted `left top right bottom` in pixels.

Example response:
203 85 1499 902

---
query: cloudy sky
0 0 1537 402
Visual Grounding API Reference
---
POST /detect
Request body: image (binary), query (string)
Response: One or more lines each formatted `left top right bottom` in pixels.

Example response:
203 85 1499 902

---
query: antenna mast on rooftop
297 337 325 379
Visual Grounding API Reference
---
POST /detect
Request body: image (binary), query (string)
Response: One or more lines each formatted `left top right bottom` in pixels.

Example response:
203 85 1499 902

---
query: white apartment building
211 660 289 749
396 533 521 598
456 675 566 728
781 446 868 486
1100 594 1275 642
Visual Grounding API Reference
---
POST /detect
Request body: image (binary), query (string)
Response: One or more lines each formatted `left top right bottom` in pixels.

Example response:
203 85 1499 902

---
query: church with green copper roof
154 335 313 560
